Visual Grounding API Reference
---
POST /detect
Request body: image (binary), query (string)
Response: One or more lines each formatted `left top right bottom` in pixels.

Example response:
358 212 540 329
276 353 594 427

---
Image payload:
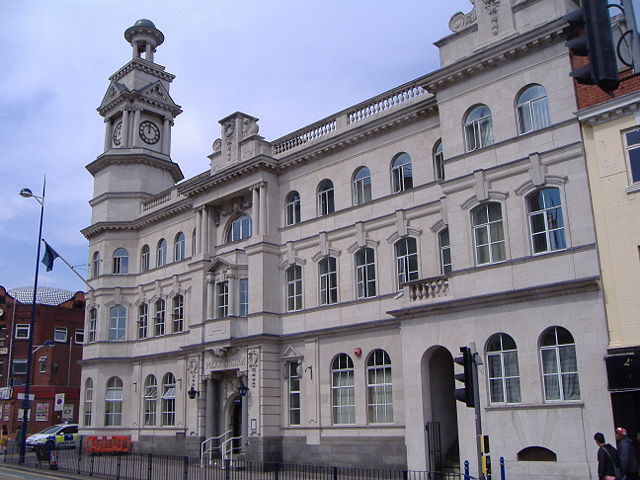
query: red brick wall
571 53 640 109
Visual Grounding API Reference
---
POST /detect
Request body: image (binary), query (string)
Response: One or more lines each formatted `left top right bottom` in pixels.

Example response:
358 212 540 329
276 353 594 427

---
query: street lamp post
18 181 45 463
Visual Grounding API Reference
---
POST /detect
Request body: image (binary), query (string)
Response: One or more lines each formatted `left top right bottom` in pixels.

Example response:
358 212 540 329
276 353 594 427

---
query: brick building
0 286 85 434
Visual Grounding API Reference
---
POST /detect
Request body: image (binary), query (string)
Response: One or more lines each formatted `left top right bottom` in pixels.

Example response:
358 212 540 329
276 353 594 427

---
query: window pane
489 379 504 403
544 375 561 400
561 373 581 400
505 377 522 403
541 349 558 373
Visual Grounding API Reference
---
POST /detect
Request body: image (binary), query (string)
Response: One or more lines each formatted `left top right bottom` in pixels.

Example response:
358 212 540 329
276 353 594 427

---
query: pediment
140 81 178 108
282 345 302 360
98 82 129 111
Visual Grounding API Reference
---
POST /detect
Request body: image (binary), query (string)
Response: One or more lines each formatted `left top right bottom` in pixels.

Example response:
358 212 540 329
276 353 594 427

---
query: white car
25 423 78 450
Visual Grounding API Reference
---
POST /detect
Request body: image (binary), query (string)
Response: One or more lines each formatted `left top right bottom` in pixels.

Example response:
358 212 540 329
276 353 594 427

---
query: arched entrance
421 346 459 472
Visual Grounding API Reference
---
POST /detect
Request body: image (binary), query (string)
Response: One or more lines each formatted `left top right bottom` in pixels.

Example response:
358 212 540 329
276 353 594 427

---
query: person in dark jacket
616 427 639 480
595 432 622 480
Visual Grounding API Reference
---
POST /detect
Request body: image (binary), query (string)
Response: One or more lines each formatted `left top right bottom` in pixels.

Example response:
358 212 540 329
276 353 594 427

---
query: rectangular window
319 257 338 305
138 304 148 339
288 362 301 425
217 282 229 318
439 229 452 274
54 327 68 343
15 325 30 340
75 329 85 344
239 279 248 317
172 296 184 333
355 248 376 298
154 300 165 337
286 266 303 312
625 128 640 184
12 359 27 375
88 309 97 343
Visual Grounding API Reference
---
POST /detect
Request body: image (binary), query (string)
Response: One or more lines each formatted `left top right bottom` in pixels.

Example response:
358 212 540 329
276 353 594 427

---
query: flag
41 240 60 272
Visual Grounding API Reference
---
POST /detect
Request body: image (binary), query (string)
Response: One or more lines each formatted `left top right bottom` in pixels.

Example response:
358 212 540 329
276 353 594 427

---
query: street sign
54 393 65 411
17 393 34 400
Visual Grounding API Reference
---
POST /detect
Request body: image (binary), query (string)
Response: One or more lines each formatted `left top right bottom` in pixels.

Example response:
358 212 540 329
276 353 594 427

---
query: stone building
0 286 85 433
80 2 613 477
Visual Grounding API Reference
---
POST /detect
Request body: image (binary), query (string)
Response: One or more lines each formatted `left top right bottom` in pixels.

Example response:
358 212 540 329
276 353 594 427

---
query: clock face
112 121 123 146
139 120 160 145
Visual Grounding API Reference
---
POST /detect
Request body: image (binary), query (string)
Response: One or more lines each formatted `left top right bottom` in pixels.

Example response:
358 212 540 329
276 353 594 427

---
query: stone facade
80 3 614 478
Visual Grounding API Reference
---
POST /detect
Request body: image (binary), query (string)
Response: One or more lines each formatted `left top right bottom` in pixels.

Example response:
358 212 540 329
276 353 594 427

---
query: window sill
485 401 583 411
625 183 640 194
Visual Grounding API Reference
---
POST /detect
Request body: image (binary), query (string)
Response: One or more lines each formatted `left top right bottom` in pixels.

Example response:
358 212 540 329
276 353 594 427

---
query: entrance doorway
422 346 460 471
229 396 242 451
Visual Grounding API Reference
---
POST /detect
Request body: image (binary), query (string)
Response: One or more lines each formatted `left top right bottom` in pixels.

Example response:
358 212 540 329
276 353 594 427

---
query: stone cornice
109 58 175 84
387 276 600 319
577 90 640 126
81 197 193 239
421 18 567 93
98 89 183 118
86 150 184 182
177 155 279 197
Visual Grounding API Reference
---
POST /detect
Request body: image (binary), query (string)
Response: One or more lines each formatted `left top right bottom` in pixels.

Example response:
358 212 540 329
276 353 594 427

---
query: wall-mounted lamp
237 379 249 397
187 385 199 400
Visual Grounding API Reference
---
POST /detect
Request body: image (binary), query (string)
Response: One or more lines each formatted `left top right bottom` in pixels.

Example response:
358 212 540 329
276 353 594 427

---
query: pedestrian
0 425 8 454
595 432 622 480
616 427 639 480
14 425 22 446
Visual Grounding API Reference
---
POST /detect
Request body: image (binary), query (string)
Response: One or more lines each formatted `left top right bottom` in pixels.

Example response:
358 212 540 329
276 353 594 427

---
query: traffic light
454 346 475 407
565 0 620 94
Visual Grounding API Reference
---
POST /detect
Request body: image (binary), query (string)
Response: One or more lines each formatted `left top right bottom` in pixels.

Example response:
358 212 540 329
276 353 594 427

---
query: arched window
140 245 150 272
517 446 557 462
285 191 301 226
395 237 419 285
516 84 550 134
317 180 335 216
352 167 372 205
367 349 393 423
527 188 566 254
138 303 148 339
143 374 157 426
88 308 97 343
471 202 505 265
108 306 126 341
105 376 123 426
355 248 376 298
172 295 184 333
391 153 413 193
174 232 186 262
433 140 445 181
227 215 252 242
92 252 100 278
286 265 303 312
331 354 355 424
464 105 493 152
439 228 452 274
157 239 167 267
486 333 521 404
161 373 176 426
540 326 580 401
83 378 93 427
154 299 165 336
112 248 128 274
318 257 338 305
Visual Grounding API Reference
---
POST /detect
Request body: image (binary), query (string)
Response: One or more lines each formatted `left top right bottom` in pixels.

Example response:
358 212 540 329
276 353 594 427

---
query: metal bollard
464 459 470 480
500 456 505 480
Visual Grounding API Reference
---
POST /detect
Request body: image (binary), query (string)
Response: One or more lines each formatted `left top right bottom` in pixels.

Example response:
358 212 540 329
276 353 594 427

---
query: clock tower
86 19 183 224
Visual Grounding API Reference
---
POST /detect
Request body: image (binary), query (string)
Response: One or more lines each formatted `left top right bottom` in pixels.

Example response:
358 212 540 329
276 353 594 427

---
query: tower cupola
124 19 165 63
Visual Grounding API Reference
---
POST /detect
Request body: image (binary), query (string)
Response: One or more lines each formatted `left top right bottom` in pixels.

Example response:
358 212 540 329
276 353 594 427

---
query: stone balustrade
405 275 449 301
141 189 174 213
272 81 429 157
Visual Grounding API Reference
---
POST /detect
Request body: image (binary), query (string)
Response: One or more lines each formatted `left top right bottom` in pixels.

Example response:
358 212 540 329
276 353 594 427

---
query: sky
0 0 476 294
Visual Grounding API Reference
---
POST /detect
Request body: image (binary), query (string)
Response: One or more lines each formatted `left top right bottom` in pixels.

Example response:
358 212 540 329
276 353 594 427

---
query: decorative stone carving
482 0 500 35
242 118 259 138
223 120 234 162
212 138 222 153
449 0 477 32
219 196 252 217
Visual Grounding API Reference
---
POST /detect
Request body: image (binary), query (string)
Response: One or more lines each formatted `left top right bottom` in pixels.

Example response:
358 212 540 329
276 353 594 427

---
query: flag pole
41 239 93 291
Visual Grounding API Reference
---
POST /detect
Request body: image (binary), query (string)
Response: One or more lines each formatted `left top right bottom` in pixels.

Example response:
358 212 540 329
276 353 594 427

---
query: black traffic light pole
454 342 484 479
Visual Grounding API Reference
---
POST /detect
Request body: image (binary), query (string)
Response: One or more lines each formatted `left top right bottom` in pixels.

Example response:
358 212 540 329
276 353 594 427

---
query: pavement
0 462 90 480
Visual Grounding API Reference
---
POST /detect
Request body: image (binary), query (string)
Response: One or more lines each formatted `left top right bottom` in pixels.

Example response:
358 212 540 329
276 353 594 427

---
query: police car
25 423 78 450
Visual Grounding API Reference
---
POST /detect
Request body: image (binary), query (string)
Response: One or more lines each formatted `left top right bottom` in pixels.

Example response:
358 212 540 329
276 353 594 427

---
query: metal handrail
220 435 243 469
200 430 232 467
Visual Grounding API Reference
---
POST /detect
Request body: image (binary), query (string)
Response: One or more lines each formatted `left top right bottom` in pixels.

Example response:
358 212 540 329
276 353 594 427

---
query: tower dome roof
133 19 156 28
